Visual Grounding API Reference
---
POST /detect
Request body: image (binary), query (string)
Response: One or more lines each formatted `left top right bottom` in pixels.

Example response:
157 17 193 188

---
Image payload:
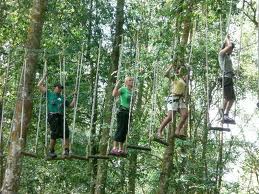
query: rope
0 53 11 149
19 50 27 140
124 33 140 151
149 60 158 142
226 0 233 35
35 51 47 154
87 40 102 156
234 0 245 121
70 46 84 153
62 52 66 151
257 0 259 102
44 66 49 156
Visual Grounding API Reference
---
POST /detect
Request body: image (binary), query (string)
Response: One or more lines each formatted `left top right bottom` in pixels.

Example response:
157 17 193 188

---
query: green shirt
46 91 68 114
119 86 132 109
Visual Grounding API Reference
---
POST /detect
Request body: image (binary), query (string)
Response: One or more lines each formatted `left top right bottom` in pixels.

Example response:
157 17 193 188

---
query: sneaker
110 148 119 156
223 115 235 124
63 149 70 157
48 151 57 159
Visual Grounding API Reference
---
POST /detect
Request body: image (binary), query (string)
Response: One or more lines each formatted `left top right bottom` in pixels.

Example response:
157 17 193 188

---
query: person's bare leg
225 99 234 115
157 111 172 137
113 141 118 150
49 139 56 152
64 138 69 149
118 142 123 151
223 99 228 114
175 108 188 136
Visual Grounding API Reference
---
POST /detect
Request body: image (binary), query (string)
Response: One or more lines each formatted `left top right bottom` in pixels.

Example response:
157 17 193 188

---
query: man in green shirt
38 73 76 158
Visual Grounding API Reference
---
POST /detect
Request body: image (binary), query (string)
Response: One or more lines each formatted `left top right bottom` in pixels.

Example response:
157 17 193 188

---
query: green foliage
0 0 258 193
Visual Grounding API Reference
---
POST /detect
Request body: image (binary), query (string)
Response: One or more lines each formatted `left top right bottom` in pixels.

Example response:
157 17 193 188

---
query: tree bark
128 74 144 194
157 1 192 193
1 0 47 193
95 0 125 193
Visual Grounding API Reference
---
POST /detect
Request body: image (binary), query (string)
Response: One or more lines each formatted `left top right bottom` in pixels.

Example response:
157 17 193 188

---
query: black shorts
48 113 69 140
223 77 236 101
114 107 130 143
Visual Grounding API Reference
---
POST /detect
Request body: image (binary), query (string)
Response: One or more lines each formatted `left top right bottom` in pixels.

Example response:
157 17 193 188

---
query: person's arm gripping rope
38 73 47 93
112 81 120 97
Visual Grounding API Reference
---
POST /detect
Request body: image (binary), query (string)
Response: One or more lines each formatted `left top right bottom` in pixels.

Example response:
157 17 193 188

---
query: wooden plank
222 119 236 125
108 152 127 158
126 144 151 151
152 136 169 146
69 154 89 161
21 151 38 158
87 155 110 160
209 127 231 132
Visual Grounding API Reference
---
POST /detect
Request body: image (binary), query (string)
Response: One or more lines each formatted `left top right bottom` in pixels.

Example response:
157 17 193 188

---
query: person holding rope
38 73 76 158
218 35 236 123
110 76 134 156
157 63 188 140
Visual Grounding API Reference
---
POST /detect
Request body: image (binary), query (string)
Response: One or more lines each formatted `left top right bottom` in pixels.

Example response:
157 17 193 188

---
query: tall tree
1 0 47 193
95 0 125 193
157 1 193 192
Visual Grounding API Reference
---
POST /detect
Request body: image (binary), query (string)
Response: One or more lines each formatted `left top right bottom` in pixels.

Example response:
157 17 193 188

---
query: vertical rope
35 52 47 154
44 66 48 156
70 46 84 154
62 52 66 151
234 0 245 121
0 52 11 150
187 20 196 138
149 60 158 142
87 40 101 156
124 33 140 151
19 50 27 140
226 0 233 35
257 0 259 102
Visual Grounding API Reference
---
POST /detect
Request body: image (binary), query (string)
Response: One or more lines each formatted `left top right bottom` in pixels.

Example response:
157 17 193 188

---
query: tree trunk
158 2 192 192
1 0 47 193
157 120 176 194
128 74 144 194
95 0 125 193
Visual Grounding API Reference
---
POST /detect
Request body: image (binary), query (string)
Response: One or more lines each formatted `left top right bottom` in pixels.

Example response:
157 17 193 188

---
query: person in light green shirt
110 76 133 156
38 73 76 159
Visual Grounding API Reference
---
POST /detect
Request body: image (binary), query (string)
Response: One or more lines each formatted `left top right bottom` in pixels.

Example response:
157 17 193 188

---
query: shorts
48 113 69 140
223 77 235 101
166 95 186 111
114 107 130 143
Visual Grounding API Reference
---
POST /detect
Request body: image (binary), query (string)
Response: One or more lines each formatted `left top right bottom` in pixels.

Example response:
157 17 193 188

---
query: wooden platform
127 144 151 151
87 155 110 160
21 151 39 158
152 136 169 146
209 127 231 132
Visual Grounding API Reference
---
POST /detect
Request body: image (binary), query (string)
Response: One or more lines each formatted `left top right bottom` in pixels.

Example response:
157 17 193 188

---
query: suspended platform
209 127 231 132
87 155 110 160
108 152 127 158
127 144 151 152
221 119 236 125
152 136 169 146
21 151 39 158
